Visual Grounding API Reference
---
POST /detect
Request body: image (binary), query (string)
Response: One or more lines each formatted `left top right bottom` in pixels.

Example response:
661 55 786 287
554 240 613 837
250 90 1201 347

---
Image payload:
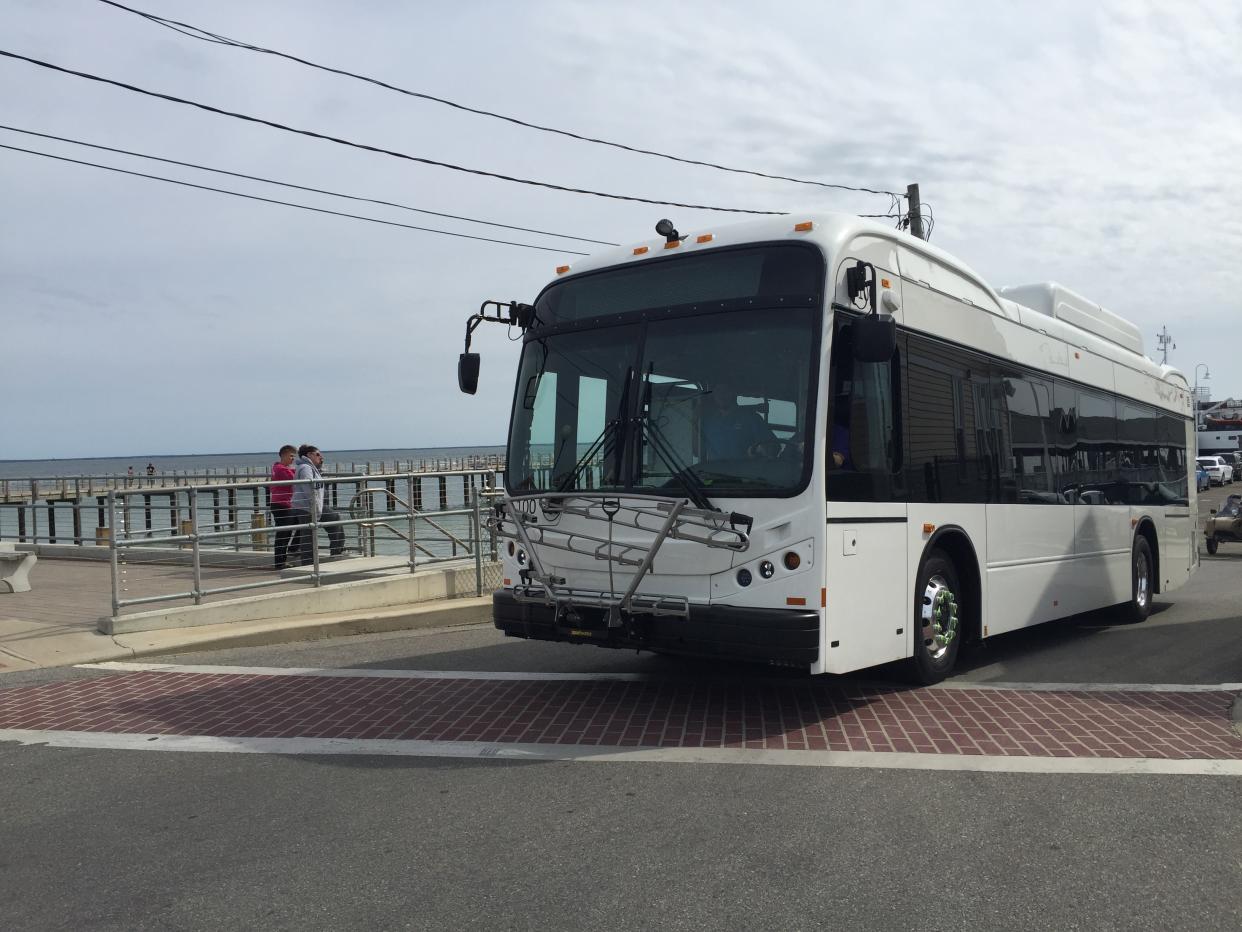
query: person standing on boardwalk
290 444 344 564
269 444 298 571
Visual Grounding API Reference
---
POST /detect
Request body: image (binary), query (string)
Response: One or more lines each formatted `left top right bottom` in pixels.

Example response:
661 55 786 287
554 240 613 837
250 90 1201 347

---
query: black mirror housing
852 313 896 362
458 352 481 394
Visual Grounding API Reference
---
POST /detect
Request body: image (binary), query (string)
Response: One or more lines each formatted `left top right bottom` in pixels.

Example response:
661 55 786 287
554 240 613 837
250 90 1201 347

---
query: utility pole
1156 325 1175 365
906 183 924 240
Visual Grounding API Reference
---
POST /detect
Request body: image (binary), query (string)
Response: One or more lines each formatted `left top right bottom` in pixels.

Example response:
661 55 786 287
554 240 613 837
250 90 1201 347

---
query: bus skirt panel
493 591 820 666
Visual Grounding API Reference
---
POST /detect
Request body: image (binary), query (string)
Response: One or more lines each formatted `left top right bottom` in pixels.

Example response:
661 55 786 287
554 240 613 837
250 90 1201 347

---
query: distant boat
1197 427 1242 455
1204 415 1242 430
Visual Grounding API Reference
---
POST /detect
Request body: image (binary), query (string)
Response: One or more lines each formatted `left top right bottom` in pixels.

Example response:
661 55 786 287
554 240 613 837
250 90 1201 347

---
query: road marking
79 661 1242 693
3 728 1241 776
81 661 656 681
931 680 1242 693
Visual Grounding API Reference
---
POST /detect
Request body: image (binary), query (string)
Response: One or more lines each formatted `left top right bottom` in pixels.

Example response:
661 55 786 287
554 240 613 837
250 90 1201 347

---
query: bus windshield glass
507 246 822 497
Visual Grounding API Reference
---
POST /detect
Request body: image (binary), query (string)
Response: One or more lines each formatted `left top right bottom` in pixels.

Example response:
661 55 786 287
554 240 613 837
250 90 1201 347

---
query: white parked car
1196 455 1234 485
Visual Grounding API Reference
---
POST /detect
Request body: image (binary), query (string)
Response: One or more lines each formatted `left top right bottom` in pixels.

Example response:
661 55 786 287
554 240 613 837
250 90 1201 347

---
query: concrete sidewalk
0 556 493 672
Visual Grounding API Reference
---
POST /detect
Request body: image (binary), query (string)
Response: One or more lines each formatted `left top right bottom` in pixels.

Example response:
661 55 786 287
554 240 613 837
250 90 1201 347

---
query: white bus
458 213 1197 682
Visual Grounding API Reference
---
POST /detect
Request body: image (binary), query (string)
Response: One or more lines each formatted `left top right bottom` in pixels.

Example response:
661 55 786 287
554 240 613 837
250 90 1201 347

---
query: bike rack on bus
488 492 751 625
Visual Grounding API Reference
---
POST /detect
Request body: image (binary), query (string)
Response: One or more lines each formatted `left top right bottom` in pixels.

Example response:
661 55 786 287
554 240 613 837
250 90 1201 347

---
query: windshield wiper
555 367 633 493
636 367 714 510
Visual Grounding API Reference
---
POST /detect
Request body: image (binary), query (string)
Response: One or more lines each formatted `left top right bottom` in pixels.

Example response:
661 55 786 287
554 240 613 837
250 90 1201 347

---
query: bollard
252 511 268 549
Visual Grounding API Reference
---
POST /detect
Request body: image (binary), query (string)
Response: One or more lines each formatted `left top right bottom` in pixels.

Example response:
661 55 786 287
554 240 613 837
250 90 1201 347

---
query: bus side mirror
853 313 896 363
458 353 481 394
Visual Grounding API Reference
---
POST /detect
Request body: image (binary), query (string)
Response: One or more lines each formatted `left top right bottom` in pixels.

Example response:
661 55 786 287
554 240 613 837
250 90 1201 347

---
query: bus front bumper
492 591 819 667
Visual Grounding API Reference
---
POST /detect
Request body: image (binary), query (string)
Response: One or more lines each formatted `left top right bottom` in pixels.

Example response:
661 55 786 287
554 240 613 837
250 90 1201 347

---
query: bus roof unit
997 282 1144 357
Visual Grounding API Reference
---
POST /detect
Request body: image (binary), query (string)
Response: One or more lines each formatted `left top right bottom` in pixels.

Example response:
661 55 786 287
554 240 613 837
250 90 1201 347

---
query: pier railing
0 468 503 616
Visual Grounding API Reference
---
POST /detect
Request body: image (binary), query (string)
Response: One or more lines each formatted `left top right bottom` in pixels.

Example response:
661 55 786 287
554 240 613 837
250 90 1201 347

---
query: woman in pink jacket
270 444 297 570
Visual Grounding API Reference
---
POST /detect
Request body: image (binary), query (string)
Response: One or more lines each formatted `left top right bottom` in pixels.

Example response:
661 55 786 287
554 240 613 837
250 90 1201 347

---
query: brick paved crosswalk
2 668 1239 761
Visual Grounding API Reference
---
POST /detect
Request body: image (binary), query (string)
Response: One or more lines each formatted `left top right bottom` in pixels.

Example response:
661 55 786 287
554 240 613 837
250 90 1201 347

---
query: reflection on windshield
506 307 818 496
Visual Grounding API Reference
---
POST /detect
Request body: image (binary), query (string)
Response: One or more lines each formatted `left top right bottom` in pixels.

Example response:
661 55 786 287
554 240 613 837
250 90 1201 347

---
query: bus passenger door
823 306 908 674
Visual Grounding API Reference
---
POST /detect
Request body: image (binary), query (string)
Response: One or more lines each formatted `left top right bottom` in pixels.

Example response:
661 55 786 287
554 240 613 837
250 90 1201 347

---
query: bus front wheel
909 549 962 685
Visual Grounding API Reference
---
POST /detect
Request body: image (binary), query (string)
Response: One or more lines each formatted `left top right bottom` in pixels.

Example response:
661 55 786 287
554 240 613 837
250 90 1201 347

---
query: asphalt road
2 489 1240 931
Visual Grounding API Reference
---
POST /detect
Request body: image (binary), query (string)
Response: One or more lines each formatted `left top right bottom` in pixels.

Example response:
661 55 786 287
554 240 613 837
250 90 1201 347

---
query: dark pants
292 508 344 564
270 503 297 570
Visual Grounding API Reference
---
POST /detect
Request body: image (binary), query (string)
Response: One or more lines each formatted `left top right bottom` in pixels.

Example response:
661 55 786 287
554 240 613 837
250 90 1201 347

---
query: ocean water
0 445 507 481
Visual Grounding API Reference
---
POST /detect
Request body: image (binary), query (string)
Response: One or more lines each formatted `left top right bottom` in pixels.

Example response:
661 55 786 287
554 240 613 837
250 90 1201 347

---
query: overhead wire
0 49 787 216
0 142 592 254
95 0 902 200
0 124 618 246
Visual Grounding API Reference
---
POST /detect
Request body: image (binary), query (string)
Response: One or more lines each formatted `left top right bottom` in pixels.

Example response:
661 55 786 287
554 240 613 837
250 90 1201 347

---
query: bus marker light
696 234 714 244
570 629 595 638
503 578 511 586
633 246 649 255
556 265 570 275
922 523 935 534
786 596 806 606
821 587 827 607
664 240 681 249
783 551 801 570
881 278 891 288
794 221 814 232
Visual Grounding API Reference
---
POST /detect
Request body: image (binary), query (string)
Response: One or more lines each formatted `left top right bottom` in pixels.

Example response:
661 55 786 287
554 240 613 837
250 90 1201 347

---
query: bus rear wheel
1121 535 1154 623
909 549 962 685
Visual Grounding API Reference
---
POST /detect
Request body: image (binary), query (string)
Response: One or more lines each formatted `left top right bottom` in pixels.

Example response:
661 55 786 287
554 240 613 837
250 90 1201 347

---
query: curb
116 598 494 660
2 598 494 672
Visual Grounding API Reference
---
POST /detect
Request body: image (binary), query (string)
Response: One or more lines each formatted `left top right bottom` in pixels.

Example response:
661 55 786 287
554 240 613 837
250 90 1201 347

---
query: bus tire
908 549 962 685
1122 535 1154 623
1205 537 1218 556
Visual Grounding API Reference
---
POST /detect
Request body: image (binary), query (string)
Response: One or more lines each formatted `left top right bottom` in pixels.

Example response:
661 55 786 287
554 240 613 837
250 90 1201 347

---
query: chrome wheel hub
920 575 959 660
1134 551 1149 609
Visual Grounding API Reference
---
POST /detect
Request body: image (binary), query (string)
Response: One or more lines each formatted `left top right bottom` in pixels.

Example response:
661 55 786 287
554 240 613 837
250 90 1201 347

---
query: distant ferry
1197 427 1242 456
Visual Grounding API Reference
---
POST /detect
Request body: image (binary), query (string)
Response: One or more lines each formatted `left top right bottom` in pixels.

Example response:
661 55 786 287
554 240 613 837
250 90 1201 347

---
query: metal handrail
347 484 474 553
92 469 500 615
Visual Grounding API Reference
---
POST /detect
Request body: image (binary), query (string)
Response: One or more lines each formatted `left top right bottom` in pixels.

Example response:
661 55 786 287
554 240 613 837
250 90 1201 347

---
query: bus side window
827 316 902 502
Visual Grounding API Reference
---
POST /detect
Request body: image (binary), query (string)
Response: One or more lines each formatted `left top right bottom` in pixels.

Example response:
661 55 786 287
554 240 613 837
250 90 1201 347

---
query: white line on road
2 728 1240 776
77 661 1242 693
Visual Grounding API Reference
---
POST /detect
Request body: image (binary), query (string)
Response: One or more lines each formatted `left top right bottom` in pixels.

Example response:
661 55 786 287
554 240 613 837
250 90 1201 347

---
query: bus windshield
506 305 820 497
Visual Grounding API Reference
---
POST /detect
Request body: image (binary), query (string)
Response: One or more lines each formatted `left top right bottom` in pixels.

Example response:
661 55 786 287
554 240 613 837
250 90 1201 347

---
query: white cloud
1 0 1239 458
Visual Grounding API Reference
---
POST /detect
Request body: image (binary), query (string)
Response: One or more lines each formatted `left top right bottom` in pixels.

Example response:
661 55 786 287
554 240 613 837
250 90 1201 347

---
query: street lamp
1194 364 1210 426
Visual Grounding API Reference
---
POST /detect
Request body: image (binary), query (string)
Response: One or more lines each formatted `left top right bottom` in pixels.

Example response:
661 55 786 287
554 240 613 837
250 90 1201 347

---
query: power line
0 49 786 216
96 0 901 199
0 142 592 254
0 124 618 247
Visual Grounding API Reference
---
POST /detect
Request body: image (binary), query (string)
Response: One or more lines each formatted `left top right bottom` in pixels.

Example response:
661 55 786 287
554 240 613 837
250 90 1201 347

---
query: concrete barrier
100 559 499 635
0 542 36 593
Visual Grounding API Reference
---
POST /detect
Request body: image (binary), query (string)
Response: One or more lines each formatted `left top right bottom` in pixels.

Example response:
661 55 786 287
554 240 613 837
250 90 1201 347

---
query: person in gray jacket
290 444 344 564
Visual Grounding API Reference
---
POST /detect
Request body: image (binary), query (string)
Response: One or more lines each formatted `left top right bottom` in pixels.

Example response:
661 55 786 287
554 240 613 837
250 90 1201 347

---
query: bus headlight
759 560 775 579
516 549 527 566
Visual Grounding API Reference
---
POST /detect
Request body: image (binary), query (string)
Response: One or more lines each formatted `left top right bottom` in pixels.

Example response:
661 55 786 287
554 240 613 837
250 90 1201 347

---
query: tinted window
636 307 818 493
904 335 993 503
537 245 822 324
999 369 1061 503
1074 388 1123 504
826 314 903 502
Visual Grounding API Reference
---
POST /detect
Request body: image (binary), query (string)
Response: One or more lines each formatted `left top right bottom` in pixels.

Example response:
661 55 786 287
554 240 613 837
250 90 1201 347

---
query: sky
1 0 1240 459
